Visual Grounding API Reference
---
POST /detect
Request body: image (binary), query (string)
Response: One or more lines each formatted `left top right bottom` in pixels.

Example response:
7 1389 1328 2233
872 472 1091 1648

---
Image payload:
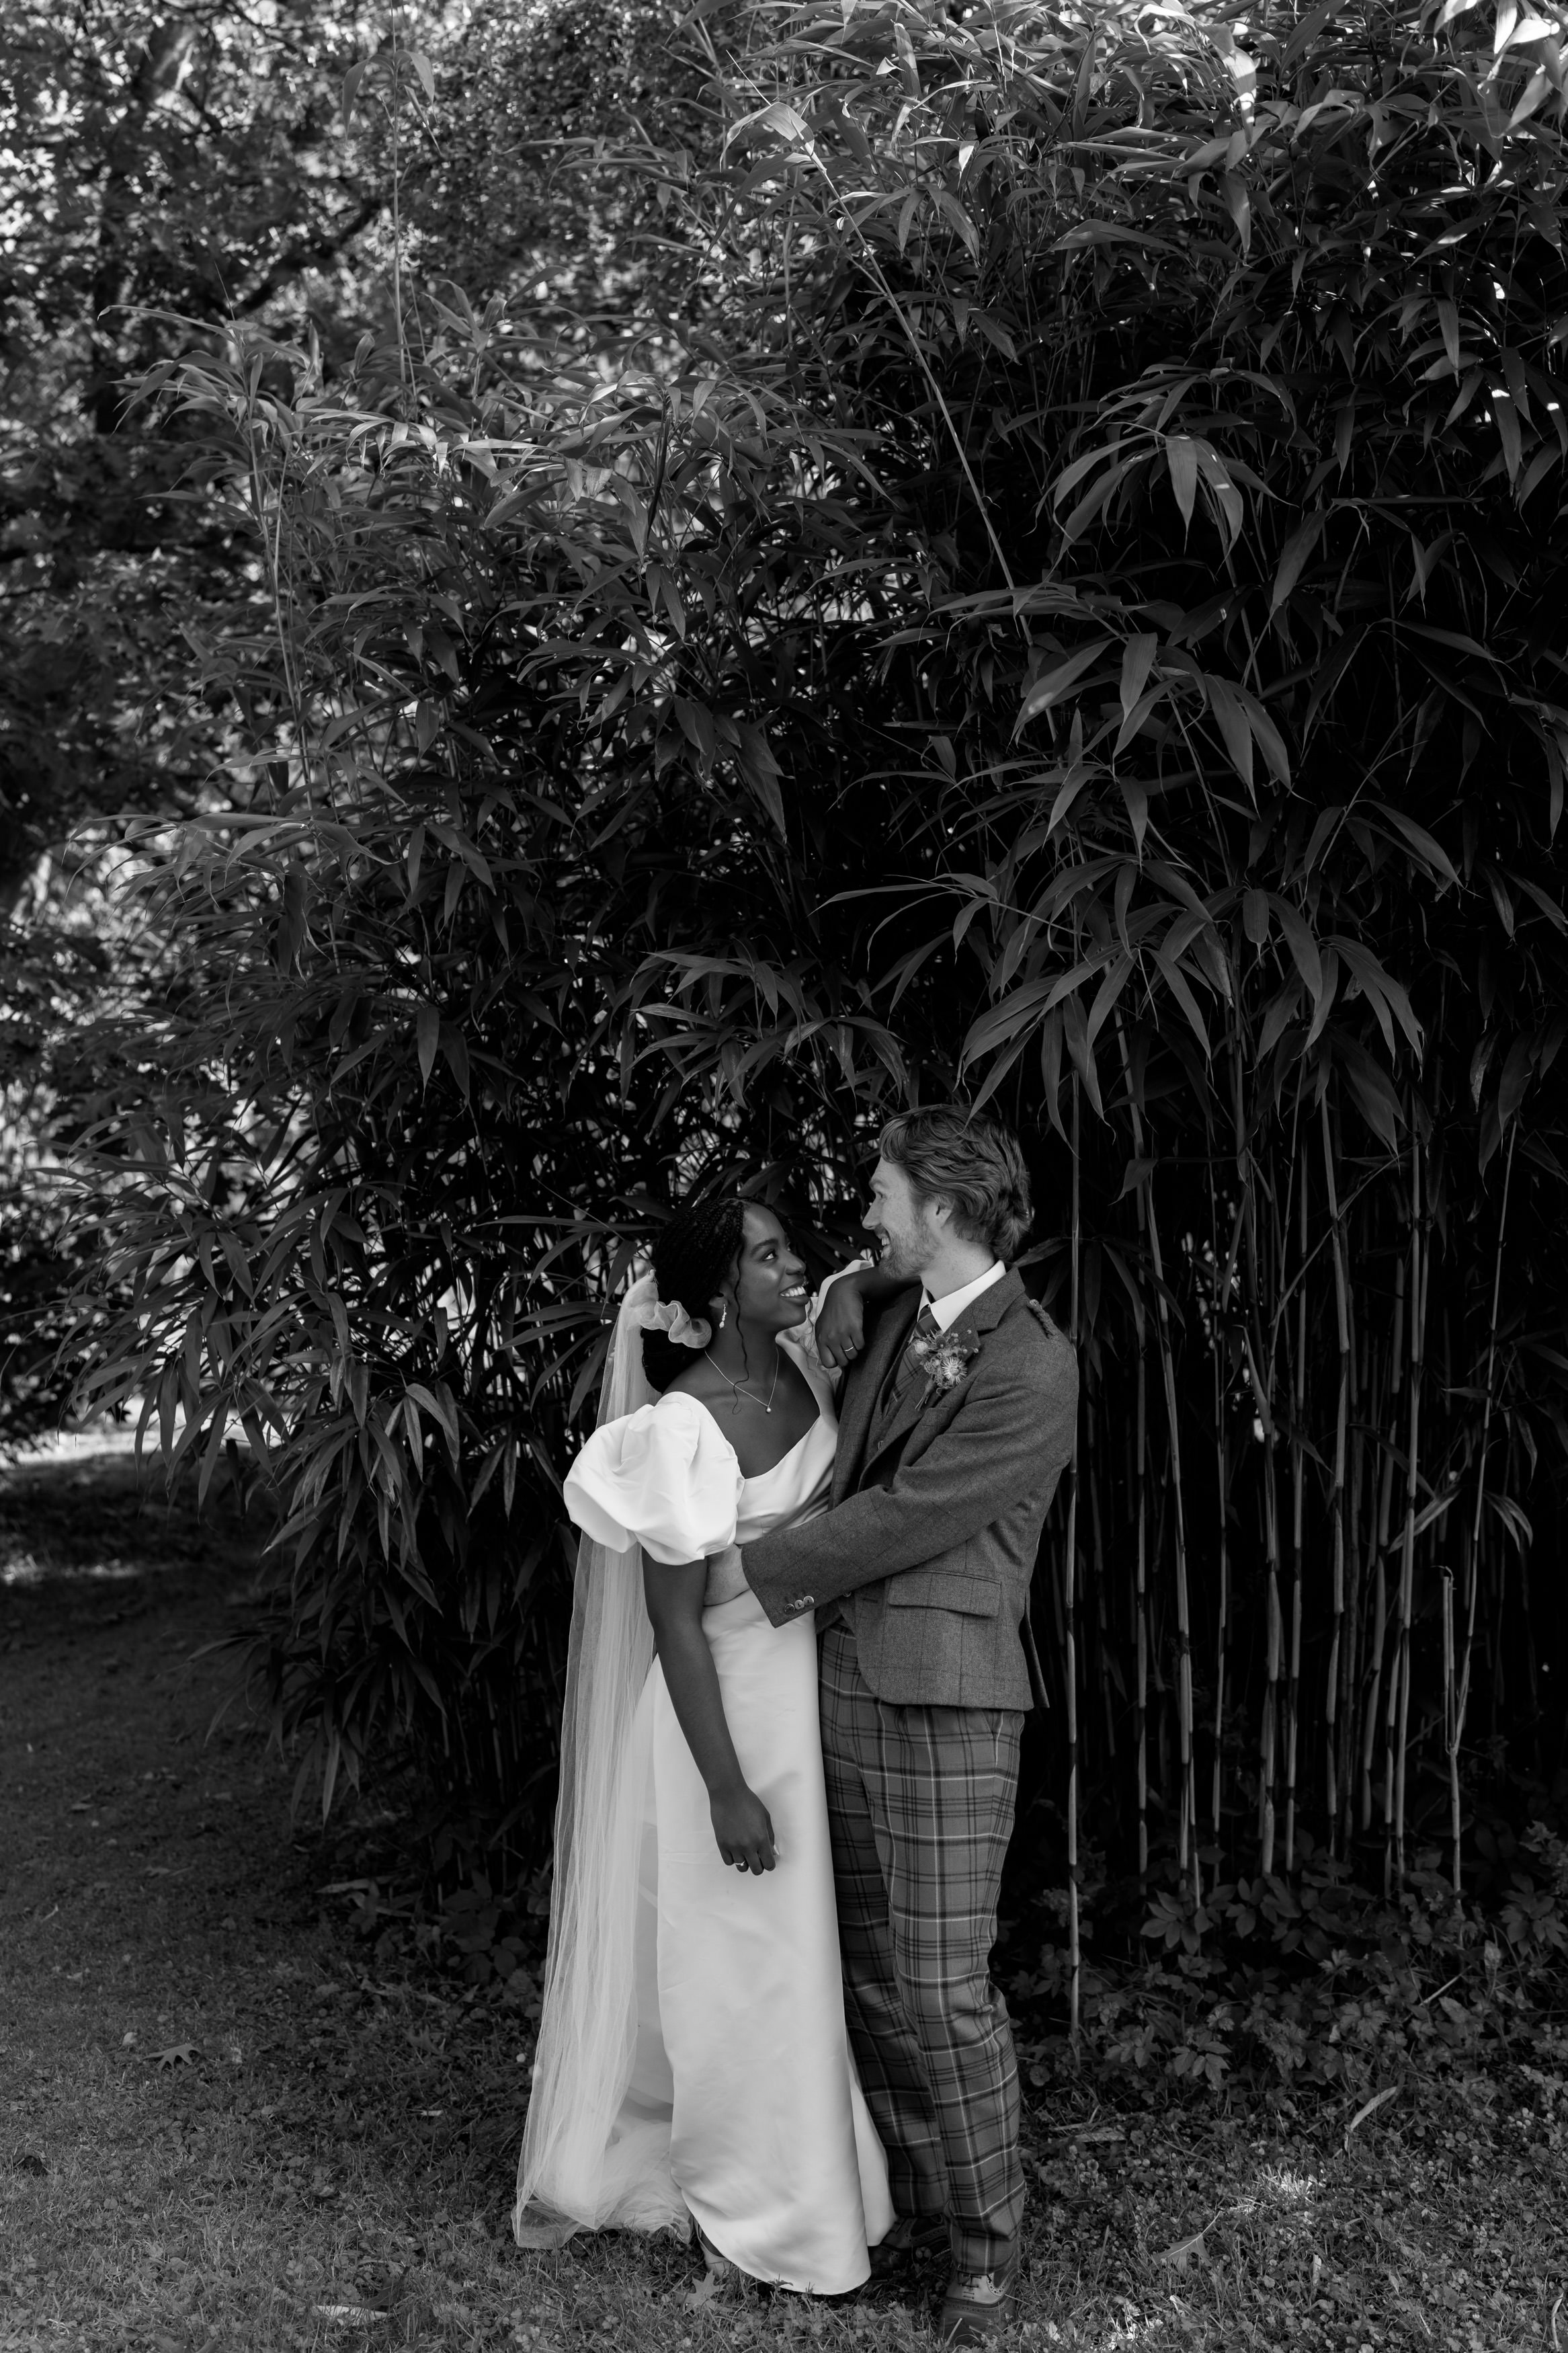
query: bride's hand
710 1783 777 1874
815 1273 868 1369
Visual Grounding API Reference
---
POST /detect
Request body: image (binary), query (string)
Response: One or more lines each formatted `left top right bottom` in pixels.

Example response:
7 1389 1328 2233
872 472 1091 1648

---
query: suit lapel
861 1269 1025 1476
833 1287 920 1501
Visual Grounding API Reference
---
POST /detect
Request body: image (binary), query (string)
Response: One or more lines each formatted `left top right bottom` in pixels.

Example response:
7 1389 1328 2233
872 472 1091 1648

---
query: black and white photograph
2 0 1567 2346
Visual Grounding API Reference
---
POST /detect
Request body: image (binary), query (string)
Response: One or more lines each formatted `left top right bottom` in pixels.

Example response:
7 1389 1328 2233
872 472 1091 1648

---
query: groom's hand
815 1274 868 1369
702 1544 749 1605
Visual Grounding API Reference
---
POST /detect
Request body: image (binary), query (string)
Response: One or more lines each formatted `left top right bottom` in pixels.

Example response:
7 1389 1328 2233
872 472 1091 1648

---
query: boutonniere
908 1326 981 1396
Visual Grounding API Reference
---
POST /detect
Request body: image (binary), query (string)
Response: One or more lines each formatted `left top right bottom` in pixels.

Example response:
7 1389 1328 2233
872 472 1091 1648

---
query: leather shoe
692 2219 735 2281
936 2256 1018 2345
867 2214 948 2278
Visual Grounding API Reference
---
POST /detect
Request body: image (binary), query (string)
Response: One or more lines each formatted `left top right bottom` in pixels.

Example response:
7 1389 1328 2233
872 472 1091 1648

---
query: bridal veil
513 1272 687 2245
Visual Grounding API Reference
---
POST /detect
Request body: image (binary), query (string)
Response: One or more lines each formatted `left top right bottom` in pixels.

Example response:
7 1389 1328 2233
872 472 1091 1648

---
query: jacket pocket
884 1572 1002 1618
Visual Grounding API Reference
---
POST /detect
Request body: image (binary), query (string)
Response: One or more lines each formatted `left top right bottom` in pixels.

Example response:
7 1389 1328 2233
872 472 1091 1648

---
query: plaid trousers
819 1623 1025 2273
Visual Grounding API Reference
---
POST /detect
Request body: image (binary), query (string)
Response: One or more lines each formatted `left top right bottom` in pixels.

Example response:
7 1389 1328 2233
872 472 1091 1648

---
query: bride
513 1195 895 2292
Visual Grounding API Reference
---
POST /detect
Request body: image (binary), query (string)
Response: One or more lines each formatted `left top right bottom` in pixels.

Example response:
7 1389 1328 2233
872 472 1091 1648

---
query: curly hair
878 1107 1033 1262
642 1195 749 1392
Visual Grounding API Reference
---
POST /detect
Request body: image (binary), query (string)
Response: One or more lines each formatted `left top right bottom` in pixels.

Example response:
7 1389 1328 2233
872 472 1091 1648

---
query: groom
738 1108 1077 2345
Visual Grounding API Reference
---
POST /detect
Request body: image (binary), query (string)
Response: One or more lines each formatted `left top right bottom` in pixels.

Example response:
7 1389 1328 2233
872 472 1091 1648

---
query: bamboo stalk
1147 1201 1196 1900
1490 1486 1505 1727
1284 1148 1308 1873
1364 1254 1403 1841
1233 1072 1282 1874
1134 1267 1149 1894
1339 1305 1366 1856
1211 1396 1229 1858
1392 1129 1429 1890
1449 1125 1516 1890
1065 1074 1082 2046
1260 1447 1283 1876
1116 1016 1196 1904
1443 1562 1459 1891
1087 1408 1116 1758
1518 1427 1542 1747
1321 1094 1351 1854
1209 1174 1235 1862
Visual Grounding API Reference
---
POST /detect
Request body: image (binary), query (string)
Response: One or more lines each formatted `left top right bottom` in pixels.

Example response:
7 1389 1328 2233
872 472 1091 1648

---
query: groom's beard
872 1217 938 1286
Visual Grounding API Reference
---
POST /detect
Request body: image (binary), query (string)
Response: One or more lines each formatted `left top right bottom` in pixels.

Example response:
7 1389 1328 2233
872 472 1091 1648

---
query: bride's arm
811 1255 915 1371
642 1555 778 1874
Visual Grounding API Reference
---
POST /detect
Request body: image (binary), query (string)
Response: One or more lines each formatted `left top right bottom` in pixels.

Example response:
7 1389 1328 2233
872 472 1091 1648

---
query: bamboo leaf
1498 1035 1534 1129
1153 939 1212 1056
1338 1042 1403 1150
1018 641 1113 729
1207 678 1253 790
1491 393 1523 484
1333 937 1423 1055
1087 951 1137 1045
1270 900 1323 1001
1270 510 1325 612
1370 803 1460 890
340 59 369 132
1062 993 1104 1117
1507 870 1568 931
1304 945 1342 1049
1167 437 1198 532
1120 634 1158 724
1240 690 1292 788
416 1004 439 1086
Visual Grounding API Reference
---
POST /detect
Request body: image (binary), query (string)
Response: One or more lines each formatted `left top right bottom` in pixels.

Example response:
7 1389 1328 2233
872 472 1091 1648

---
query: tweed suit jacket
744 1269 1078 1711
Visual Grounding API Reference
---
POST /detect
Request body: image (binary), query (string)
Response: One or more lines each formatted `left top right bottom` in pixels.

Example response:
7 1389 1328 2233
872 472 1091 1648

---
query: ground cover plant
2 1447 1565 2348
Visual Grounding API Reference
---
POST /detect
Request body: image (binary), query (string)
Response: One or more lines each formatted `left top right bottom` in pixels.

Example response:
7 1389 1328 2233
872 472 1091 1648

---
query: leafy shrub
63 0 1568 1913
67 302 881 1865
1016 1824 1568 2100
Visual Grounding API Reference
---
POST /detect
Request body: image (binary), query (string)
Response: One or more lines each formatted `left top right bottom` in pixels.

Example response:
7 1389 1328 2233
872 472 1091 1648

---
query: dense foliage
0 0 693 1453
38 0 1568 2029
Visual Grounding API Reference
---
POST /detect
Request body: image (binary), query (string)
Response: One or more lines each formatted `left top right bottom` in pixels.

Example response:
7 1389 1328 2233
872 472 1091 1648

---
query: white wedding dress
532 1335 893 2292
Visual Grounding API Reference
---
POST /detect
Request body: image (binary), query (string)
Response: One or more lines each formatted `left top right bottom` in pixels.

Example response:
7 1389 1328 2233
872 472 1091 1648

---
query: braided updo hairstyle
642 1195 749 1392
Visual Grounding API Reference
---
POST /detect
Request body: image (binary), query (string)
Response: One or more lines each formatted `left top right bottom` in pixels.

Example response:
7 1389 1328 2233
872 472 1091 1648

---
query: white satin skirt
620 1591 893 2292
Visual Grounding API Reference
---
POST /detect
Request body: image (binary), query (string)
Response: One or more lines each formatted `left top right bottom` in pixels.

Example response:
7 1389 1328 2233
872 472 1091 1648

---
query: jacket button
794 1595 815 1611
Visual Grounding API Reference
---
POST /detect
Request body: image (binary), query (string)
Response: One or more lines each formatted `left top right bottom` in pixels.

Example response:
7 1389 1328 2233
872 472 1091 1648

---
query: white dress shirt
923 1260 1005 1331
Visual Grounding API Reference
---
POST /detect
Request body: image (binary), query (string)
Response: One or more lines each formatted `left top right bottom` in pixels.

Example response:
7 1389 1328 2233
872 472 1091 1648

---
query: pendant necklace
704 1347 781 1415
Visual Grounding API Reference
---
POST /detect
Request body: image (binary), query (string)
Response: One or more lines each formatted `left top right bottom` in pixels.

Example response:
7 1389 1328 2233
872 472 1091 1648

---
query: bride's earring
718 1302 728 1330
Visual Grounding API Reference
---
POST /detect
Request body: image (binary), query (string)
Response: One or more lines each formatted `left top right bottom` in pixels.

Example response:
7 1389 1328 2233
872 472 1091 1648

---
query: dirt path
2 1447 1565 2353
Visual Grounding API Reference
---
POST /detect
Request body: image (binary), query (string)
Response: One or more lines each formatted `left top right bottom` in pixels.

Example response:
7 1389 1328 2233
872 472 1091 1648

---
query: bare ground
1 1446 1564 2352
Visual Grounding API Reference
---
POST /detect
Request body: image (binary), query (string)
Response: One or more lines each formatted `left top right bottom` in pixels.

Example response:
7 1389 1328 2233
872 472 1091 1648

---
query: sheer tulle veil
512 1273 688 2246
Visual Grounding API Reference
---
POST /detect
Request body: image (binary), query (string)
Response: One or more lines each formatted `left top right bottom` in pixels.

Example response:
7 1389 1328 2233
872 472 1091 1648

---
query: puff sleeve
563 1392 743 1565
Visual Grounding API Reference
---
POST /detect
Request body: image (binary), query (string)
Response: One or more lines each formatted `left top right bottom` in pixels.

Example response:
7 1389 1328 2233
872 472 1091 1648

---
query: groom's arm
743 1320 1078 1626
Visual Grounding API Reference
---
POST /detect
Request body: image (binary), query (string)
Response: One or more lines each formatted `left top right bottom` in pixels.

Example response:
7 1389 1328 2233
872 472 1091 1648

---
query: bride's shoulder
565 1381 742 1563
579 1384 728 1466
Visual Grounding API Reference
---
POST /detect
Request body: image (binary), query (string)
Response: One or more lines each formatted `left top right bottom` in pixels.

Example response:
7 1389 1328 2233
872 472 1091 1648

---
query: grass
1 1443 1565 2350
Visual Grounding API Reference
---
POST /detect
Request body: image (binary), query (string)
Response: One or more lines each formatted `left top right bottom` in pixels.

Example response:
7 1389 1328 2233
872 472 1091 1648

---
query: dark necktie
880 1302 940 1416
